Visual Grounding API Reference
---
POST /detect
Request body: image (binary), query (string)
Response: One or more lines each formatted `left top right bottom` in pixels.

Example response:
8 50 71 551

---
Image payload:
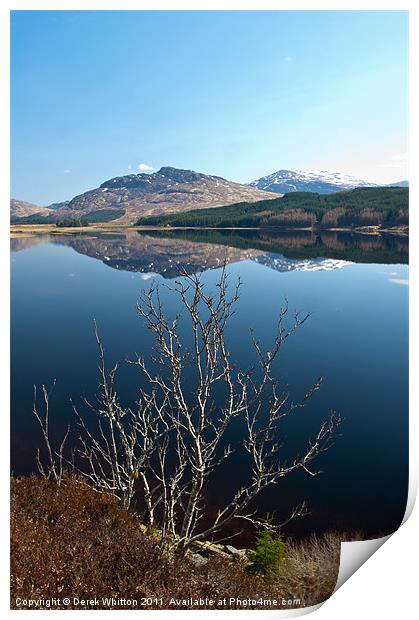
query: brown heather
11 475 342 610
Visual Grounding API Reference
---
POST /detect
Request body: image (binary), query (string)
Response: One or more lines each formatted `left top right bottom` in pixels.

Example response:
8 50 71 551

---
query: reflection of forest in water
137 228 408 265
11 228 408 279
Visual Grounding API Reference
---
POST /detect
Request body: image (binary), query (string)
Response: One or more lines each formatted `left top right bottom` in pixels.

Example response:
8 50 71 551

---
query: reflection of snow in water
133 254 353 278
388 278 408 286
252 254 353 273
141 272 159 281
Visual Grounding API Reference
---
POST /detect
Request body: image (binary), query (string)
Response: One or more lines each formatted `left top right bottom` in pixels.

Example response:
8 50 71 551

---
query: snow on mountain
249 169 377 194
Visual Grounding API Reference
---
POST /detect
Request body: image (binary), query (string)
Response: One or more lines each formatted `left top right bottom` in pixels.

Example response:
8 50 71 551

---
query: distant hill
249 169 377 194
34 167 275 225
10 199 52 221
386 180 408 188
47 200 70 210
136 186 408 230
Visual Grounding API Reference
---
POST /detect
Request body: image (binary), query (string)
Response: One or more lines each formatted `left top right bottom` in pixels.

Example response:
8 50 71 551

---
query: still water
11 230 408 539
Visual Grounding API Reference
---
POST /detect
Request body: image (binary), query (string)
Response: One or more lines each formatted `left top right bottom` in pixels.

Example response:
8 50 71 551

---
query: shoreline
10 223 409 237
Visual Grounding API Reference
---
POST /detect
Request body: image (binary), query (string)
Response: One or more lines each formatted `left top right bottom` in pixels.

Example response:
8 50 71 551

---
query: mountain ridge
10 167 409 224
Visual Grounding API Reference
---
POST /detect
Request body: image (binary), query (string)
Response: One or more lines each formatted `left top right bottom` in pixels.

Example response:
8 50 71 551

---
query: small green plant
247 529 288 579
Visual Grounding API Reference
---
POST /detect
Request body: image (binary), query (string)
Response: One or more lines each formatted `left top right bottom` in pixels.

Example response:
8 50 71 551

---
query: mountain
10 199 52 220
48 166 275 225
249 169 377 194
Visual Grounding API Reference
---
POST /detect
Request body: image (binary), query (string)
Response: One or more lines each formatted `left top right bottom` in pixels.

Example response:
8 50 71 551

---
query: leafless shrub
34 267 342 551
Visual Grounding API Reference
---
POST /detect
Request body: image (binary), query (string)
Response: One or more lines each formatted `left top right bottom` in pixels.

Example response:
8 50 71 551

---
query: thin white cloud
64 169 71 174
138 163 155 172
127 164 132 170
384 163 404 169
283 55 292 63
381 153 408 169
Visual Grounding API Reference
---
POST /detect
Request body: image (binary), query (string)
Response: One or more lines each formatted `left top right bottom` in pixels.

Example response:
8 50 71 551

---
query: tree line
136 187 408 229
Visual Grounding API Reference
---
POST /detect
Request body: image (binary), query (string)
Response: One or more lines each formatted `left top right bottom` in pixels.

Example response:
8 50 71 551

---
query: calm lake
11 229 408 539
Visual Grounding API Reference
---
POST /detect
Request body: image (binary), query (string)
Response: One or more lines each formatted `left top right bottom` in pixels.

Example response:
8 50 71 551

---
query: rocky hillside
50 167 275 225
250 169 377 194
10 199 52 220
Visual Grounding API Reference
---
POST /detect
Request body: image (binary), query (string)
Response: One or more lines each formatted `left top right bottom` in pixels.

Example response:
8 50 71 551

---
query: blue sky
11 10 408 205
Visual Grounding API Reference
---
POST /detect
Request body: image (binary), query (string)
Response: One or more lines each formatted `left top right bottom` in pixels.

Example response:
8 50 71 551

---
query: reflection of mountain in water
11 233 264 278
10 234 51 252
252 254 352 272
11 228 408 278
82 234 262 278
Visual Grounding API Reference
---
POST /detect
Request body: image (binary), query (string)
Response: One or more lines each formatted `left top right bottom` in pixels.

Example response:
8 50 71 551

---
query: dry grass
11 475 342 610
10 224 112 235
275 532 341 607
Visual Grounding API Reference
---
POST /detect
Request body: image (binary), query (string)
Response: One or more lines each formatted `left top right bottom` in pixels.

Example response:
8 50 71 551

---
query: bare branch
32 264 342 551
